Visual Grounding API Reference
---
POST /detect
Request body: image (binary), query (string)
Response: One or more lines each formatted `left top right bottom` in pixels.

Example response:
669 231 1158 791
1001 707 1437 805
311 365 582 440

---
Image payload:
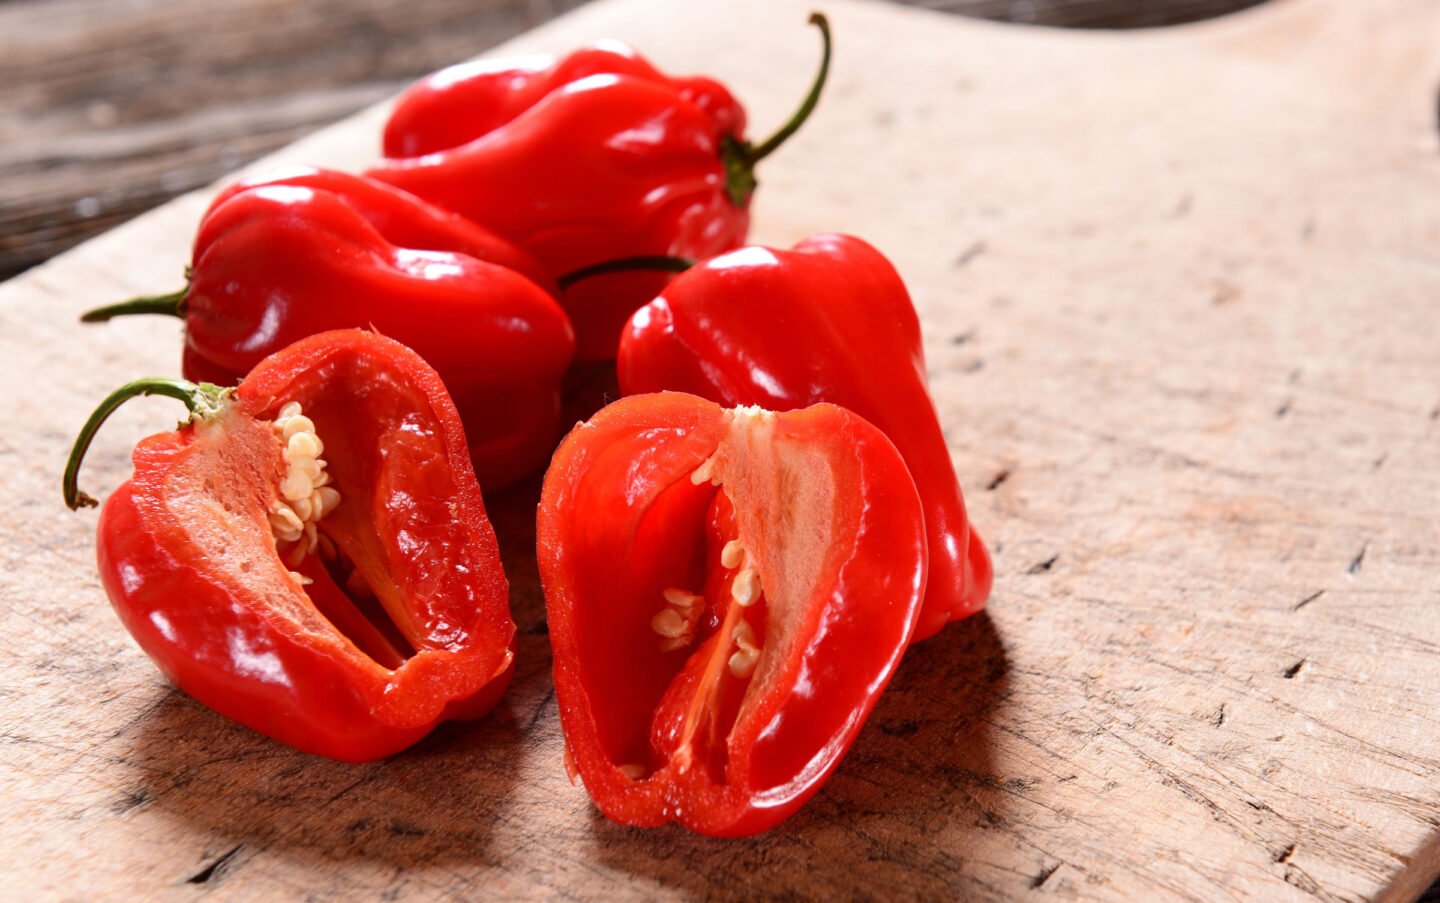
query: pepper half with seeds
64 330 515 762
537 392 927 835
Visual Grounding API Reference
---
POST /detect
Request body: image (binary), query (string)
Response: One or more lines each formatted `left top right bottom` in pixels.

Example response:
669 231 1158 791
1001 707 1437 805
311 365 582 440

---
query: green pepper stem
80 287 188 323
747 13 832 165
557 255 696 290
63 377 229 511
722 12 832 206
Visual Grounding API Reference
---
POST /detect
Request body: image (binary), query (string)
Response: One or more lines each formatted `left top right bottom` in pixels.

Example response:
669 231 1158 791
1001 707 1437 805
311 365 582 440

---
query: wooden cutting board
3 0 1438 898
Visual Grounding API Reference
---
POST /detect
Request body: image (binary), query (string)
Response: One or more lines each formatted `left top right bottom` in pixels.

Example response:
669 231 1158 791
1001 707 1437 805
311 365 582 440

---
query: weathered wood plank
0 0 590 278
1 0 1438 899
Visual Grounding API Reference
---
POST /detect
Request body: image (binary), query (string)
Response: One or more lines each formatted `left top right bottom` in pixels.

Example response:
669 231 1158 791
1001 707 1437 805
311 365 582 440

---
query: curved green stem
63 378 229 511
723 12 832 206
80 287 188 323
558 255 696 290
748 13 832 165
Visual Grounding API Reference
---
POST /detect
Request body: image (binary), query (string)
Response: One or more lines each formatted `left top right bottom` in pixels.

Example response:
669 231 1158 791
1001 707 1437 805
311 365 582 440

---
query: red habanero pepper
81 169 574 489
617 234 993 642
63 330 515 763
368 14 831 362
538 392 927 836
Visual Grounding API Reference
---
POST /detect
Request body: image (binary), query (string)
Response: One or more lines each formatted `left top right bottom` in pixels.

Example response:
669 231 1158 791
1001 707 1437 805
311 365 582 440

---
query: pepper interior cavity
561 404 842 787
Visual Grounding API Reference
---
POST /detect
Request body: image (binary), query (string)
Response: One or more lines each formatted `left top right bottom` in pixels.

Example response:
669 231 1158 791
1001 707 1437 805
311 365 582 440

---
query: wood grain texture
2 0 1440 899
1 0 1265 282
0 0 589 280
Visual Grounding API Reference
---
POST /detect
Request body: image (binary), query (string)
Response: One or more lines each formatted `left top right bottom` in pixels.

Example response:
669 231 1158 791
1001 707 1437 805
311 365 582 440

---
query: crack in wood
111 787 150 814
1031 861 1061 889
1211 280 1241 306
526 686 556 734
880 719 921 737
1292 590 1324 612
1026 555 1059 575
954 240 987 268
327 776 370 804
1348 544 1368 575
1281 861 1341 902
185 844 243 885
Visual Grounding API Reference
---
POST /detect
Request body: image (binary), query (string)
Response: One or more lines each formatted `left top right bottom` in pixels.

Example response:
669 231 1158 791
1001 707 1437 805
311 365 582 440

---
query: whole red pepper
617 234 992 641
538 392 926 835
63 330 515 762
368 15 831 362
81 168 574 489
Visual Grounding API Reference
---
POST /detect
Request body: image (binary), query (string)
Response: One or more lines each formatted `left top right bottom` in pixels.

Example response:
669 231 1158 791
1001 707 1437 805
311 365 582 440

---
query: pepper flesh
618 234 992 641
538 392 926 835
85 331 515 762
86 170 575 489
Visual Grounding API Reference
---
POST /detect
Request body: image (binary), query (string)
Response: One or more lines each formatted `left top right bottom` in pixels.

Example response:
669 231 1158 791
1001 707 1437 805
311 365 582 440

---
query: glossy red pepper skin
538 392 926 836
203 166 556 291
124 171 575 489
92 331 515 762
383 41 745 159
617 235 993 642
369 74 749 362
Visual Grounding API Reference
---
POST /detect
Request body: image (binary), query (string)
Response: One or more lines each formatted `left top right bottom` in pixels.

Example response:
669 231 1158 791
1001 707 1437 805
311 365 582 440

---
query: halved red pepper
63 330 515 762
537 392 926 835
368 15 830 362
617 234 993 641
81 167 574 489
